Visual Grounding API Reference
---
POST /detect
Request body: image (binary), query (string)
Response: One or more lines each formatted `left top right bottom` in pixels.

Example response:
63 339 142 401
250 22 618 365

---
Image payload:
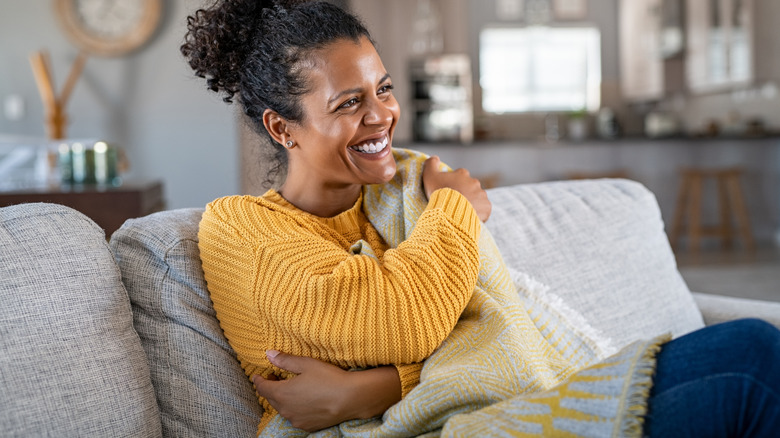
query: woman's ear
262 109 290 146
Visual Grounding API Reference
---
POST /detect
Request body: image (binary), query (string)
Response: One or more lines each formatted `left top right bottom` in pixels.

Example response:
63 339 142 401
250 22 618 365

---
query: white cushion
485 179 704 349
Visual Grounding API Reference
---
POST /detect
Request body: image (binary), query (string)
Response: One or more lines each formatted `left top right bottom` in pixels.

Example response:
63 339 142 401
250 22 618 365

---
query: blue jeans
644 318 780 437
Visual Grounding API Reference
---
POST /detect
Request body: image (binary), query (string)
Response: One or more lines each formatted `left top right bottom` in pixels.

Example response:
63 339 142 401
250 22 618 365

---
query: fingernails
266 349 280 359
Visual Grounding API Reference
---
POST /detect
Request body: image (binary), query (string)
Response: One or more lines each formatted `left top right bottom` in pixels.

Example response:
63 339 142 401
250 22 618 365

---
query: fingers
422 156 441 199
253 368 286 402
252 374 266 389
252 373 276 401
476 197 492 222
424 155 441 171
423 156 490 220
265 349 311 375
252 350 303 397
452 167 470 178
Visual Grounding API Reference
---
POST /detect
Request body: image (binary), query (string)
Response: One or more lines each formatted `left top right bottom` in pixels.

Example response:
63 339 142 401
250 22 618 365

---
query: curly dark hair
181 0 373 184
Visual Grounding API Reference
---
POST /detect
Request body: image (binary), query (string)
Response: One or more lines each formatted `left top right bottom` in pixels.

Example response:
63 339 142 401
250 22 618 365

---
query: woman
183 1 780 436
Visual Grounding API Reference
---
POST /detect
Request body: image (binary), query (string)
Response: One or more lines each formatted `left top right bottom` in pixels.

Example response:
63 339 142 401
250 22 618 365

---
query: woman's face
283 36 400 190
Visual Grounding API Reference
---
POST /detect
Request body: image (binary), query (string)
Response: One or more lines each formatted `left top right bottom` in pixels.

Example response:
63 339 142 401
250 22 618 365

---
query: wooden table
0 180 165 237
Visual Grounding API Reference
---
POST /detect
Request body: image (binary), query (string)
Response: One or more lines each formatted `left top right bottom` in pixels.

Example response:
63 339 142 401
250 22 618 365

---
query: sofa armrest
692 292 780 329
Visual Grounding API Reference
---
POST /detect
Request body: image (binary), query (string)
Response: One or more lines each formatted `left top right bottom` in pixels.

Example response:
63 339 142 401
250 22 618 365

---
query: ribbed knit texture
198 160 482 434
257 149 665 437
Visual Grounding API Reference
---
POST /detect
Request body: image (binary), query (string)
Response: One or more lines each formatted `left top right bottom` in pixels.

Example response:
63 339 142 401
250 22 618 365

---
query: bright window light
480 26 601 113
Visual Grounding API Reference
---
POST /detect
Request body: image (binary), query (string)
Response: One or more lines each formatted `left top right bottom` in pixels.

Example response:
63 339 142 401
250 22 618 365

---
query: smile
349 136 389 154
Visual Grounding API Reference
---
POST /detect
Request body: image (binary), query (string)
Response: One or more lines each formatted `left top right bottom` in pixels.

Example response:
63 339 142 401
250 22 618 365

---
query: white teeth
351 136 389 154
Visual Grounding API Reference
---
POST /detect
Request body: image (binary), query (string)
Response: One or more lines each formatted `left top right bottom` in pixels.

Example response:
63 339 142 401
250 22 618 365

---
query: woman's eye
340 97 359 109
378 84 394 94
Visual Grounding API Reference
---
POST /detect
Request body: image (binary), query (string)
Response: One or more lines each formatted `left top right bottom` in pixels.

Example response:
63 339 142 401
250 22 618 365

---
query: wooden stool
670 167 754 251
477 172 502 189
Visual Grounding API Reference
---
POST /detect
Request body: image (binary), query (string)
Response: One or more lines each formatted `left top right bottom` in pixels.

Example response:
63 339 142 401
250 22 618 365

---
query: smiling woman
181 0 490 434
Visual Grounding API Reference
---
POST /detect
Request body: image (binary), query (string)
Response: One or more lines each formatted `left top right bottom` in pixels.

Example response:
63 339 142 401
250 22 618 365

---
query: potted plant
567 109 588 141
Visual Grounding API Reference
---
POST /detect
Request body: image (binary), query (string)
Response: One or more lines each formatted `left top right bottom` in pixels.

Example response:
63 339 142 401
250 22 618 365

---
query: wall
0 0 239 209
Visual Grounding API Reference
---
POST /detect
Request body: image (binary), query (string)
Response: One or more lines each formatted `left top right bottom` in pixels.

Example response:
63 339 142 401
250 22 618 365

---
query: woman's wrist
344 366 402 420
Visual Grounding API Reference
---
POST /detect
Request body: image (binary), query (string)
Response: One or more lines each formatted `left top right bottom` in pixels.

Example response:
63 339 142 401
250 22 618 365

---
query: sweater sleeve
395 362 424 398
199 187 481 372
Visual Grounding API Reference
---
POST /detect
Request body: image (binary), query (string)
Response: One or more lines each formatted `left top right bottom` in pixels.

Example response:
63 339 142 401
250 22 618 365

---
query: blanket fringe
510 268 618 359
617 335 670 438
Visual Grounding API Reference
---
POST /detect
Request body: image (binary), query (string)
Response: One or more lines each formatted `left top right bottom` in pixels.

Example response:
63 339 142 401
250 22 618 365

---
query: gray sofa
2 178 779 437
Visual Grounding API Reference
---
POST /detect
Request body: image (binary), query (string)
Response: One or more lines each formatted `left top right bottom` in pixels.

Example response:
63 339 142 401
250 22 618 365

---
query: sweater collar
262 188 364 233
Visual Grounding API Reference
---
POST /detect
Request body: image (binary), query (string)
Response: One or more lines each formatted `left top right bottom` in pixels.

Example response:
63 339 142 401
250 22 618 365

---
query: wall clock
552 0 587 20
53 0 163 57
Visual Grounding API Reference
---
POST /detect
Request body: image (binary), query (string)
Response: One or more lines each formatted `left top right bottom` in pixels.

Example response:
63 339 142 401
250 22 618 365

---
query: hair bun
181 0 282 102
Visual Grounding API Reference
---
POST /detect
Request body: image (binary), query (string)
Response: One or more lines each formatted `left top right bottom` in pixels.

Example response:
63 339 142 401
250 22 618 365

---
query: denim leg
643 318 780 438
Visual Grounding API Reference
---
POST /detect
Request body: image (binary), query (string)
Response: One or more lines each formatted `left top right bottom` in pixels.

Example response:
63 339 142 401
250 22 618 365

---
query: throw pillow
110 208 261 437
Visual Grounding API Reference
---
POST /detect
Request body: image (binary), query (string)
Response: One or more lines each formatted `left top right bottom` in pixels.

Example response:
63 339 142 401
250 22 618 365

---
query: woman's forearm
255 352 403 432
345 366 402 420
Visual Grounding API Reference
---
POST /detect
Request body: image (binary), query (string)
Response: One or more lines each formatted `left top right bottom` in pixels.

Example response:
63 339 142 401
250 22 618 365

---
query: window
479 26 601 113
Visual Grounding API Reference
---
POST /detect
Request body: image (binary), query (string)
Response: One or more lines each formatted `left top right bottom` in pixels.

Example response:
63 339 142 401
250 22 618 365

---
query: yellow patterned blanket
261 149 667 437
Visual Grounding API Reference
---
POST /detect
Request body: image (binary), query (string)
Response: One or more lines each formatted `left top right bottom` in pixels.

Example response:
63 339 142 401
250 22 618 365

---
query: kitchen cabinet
620 0 688 102
686 0 754 92
619 0 664 101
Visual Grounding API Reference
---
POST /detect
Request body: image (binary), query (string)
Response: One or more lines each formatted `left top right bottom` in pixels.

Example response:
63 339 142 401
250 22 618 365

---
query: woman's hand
253 350 401 432
422 155 492 222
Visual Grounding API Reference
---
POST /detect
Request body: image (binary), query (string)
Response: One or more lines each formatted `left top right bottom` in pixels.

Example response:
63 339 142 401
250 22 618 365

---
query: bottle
545 113 560 143
597 107 621 139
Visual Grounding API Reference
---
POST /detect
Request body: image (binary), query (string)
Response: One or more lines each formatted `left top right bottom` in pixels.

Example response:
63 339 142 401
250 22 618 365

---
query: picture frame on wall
552 0 587 20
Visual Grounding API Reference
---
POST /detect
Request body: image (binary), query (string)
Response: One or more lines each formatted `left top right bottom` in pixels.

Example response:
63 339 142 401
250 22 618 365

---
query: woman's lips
349 136 389 154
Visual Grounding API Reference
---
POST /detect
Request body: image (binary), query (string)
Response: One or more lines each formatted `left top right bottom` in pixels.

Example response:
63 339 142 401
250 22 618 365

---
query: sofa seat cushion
0 203 162 437
110 208 261 437
485 179 704 350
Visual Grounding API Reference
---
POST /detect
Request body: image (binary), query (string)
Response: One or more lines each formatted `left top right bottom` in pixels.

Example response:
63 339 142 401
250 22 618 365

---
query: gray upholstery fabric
485 179 705 350
110 208 261 438
0 203 162 438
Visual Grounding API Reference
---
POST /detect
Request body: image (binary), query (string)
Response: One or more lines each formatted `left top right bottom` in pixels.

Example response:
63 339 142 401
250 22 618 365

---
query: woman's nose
363 97 395 126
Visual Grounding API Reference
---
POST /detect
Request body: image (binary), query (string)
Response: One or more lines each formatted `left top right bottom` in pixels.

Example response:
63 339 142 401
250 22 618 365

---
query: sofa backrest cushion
110 208 261 437
0 203 162 437
485 179 704 350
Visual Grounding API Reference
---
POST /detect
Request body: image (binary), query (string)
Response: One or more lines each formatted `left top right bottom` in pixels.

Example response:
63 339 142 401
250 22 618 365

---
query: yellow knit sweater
198 186 482 433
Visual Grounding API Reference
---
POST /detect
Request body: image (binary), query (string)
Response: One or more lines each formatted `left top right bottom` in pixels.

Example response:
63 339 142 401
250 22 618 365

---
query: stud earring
285 140 294 149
